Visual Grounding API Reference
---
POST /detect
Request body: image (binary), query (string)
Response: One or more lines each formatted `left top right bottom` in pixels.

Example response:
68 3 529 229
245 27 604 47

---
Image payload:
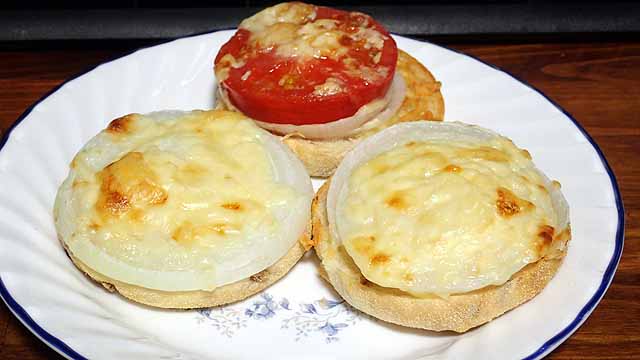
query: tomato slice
214 3 398 125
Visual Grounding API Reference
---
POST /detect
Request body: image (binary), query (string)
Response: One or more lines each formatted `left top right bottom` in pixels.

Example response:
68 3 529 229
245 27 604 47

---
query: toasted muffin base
312 182 566 332
62 229 310 309
216 50 445 178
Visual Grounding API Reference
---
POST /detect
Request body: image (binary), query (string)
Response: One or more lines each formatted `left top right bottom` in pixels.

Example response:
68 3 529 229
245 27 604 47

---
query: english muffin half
313 121 571 332
54 110 314 308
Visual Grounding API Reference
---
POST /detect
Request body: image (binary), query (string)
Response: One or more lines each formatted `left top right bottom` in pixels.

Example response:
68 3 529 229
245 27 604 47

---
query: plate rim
0 30 625 360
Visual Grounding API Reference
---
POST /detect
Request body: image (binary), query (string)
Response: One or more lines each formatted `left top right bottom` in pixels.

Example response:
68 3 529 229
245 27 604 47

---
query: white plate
0 31 623 360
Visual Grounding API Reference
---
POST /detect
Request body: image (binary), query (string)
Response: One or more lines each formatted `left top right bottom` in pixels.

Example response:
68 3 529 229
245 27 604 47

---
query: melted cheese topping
312 77 345 96
336 138 562 296
56 111 311 291
240 3 385 62
240 2 318 34
215 2 388 86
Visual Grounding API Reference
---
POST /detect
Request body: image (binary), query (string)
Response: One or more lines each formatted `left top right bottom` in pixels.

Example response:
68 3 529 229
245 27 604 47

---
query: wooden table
0 40 638 359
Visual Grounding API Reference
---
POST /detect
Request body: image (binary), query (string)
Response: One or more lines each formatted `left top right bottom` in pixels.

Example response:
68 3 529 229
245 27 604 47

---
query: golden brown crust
217 50 445 178
384 49 445 126
312 182 567 332
62 227 310 309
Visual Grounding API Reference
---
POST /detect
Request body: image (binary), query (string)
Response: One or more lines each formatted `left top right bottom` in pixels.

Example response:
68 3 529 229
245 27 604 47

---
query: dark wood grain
0 41 638 359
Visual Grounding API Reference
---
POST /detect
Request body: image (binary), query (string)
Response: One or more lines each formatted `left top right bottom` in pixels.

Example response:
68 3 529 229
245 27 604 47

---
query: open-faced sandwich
312 121 571 332
214 1 444 177
54 110 314 308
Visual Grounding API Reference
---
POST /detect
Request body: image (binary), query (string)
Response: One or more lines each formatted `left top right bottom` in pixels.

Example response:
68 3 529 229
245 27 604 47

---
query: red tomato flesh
215 4 398 125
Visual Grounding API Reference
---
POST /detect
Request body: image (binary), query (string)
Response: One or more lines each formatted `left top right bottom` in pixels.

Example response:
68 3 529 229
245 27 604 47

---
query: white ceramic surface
0 31 623 360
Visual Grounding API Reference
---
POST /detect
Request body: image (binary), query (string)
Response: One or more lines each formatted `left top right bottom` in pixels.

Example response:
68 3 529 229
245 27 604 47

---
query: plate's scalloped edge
0 30 625 360
0 278 87 360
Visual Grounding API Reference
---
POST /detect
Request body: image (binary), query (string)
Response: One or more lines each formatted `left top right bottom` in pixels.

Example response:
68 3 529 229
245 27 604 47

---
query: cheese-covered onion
54 110 313 292
327 122 570 296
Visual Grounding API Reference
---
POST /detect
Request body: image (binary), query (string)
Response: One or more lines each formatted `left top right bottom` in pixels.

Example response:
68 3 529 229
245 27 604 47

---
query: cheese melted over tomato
237 4 387 81
214 2 398 125
336 138 568 296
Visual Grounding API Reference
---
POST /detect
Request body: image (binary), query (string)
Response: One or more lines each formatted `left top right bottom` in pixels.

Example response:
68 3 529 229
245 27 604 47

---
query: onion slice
328 121 570 247
326 121 571 294
55 110 314 292
218 73 407 140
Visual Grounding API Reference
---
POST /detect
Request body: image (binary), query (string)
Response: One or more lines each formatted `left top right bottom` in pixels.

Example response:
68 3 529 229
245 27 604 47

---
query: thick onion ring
55 110 314 292
326 121 570 294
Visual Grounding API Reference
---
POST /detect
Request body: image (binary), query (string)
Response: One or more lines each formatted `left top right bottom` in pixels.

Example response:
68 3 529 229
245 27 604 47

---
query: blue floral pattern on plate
196 307 247 338
196 293 361 343
245 293 279 320
281 297 360 343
